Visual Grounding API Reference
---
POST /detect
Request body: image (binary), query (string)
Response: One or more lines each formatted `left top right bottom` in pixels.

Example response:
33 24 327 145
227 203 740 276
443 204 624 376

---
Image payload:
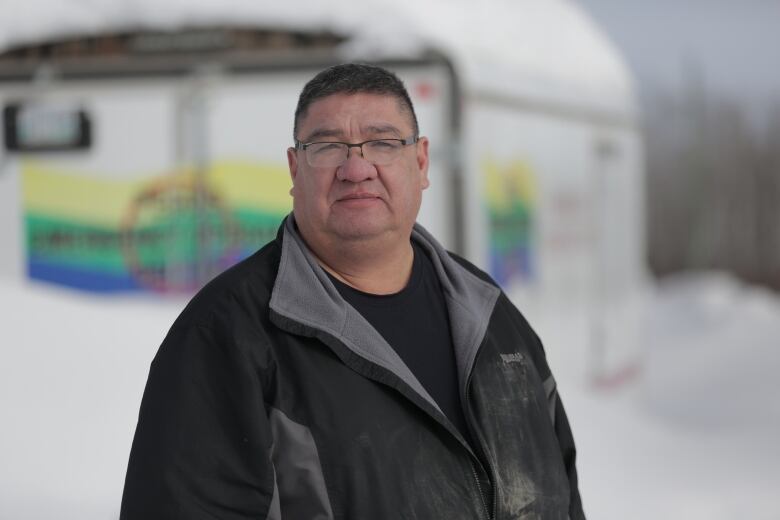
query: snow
0 0 636 119
0 280 185 519
560 273 780 520
1 271 778 519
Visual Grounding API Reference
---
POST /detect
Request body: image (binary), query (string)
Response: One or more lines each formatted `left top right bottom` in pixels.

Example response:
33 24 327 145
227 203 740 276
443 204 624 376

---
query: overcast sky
575 0 780 114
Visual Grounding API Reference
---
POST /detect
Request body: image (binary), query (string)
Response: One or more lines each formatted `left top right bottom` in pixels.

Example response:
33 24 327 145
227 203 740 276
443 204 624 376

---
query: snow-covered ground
0 281 184 520
565 273 780 520
0 272 778 519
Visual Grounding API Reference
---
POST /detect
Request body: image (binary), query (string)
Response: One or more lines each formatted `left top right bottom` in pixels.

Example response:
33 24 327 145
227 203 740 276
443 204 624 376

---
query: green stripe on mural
26 214 128 273
26 208 287 273
489 204 533 252
230 208 285 250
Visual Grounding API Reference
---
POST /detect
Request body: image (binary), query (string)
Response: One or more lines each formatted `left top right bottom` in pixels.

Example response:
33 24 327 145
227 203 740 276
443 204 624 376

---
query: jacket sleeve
120 319 279 520
550 386 586 520
510 299 587 520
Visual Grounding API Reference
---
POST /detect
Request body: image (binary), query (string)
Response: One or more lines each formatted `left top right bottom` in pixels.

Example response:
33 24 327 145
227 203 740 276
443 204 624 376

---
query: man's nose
337 145 376 182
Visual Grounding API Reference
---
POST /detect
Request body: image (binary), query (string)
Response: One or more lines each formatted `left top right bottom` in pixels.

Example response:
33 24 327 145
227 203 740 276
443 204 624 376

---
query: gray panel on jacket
269 406 334 520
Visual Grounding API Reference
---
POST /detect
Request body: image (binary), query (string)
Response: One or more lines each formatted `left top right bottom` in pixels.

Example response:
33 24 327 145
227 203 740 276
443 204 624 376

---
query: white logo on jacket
500 352 525 364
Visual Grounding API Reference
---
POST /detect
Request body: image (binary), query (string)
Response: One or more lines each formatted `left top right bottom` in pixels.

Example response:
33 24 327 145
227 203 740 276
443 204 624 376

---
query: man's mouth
338 192 380 201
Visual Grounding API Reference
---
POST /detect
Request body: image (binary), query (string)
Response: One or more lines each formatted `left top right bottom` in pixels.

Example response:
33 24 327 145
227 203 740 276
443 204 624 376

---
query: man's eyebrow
301 128 343 142
364 124 402 137
301 124 404 143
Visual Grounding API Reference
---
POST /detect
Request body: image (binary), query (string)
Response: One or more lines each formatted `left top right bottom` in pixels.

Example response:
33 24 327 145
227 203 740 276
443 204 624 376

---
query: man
121 63 585 519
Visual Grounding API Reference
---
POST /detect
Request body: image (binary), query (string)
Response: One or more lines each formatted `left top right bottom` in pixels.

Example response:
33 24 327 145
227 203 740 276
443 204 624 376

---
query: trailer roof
0 0 637 121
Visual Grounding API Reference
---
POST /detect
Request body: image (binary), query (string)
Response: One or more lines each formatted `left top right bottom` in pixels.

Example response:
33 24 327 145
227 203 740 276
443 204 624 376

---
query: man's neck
305 234 415 295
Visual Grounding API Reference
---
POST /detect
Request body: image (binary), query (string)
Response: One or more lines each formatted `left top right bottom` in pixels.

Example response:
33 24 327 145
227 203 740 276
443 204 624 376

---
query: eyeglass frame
293 136 419 167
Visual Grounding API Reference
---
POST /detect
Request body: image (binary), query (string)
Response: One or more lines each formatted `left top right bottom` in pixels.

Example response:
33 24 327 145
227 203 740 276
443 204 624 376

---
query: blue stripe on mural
489 246 533 288
27 258 144 293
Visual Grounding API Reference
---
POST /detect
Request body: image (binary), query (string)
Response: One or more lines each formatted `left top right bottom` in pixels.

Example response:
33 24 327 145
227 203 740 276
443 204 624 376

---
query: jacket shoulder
147 237 282 397
152 237 282 364
179 239 280 323
446 251 500 288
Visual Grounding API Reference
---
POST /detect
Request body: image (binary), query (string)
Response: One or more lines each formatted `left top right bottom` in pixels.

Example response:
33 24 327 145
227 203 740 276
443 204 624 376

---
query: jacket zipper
467 394 497 520
470 460 491 520
305 326 497 517
463 367 496 520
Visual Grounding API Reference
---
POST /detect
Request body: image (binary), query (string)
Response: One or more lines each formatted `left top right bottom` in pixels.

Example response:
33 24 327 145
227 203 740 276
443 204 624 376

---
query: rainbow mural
22 161 292 293
483 157 537 287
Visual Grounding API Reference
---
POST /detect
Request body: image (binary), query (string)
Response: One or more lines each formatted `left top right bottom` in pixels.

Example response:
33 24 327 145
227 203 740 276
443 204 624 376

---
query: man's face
287 92 429 250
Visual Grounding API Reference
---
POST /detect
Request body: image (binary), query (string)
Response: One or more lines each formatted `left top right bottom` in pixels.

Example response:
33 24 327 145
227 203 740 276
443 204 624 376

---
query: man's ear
417 137 430 190
287 147 298 196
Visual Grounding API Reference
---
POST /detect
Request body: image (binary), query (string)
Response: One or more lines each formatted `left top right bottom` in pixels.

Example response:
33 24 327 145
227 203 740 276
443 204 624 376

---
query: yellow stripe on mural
209 161 292 214
483 156 537 211
22 162 147 226
22 160 293 226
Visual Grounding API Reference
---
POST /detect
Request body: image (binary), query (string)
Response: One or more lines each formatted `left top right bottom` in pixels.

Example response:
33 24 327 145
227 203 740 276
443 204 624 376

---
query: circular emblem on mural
120 175 238 293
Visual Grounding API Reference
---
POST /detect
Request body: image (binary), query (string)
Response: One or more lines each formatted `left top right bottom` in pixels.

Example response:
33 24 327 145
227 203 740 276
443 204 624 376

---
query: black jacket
121 217 585 520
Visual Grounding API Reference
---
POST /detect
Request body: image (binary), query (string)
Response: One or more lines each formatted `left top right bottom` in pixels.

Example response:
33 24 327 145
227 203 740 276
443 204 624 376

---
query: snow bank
640 271 780 430
0 279 185 519
570 271 780 520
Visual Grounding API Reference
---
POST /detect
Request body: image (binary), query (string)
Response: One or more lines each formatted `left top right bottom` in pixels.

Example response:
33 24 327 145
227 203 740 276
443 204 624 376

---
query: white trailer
0 0 646 383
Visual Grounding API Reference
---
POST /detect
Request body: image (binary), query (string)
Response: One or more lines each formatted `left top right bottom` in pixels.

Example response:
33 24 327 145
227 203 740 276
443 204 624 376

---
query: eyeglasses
295 137 418 167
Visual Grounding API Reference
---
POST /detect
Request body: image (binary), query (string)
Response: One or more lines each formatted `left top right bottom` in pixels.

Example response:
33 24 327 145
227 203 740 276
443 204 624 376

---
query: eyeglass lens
306 140 406 167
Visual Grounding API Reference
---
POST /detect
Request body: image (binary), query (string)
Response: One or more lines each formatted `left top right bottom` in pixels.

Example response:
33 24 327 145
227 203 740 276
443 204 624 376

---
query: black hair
293 63 419 140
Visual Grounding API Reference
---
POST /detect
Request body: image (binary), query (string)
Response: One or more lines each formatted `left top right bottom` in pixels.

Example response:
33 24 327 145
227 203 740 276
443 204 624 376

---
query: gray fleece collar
269 215 500 411
409 224 501 397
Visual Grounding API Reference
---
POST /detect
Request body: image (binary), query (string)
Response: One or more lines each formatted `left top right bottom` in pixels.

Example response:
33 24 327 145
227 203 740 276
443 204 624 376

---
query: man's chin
333 226 388 242
327 218 394 243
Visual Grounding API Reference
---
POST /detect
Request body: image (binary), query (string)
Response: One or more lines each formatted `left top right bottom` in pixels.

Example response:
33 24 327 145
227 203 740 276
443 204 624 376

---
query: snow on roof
0 0 637 118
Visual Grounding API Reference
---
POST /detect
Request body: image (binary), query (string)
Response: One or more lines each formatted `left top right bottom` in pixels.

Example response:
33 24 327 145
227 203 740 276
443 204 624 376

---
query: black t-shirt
327 242 471 441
